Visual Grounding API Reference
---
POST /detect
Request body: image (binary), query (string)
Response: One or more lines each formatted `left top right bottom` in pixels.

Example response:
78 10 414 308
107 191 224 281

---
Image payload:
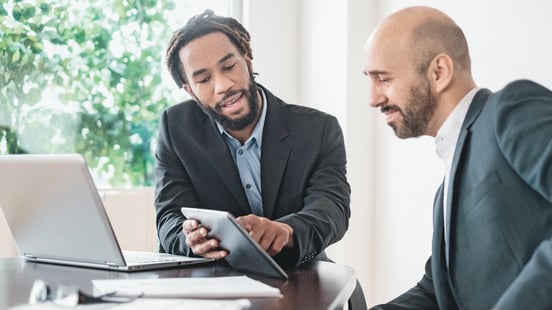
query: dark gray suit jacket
154 84 350 267
373 80 552 310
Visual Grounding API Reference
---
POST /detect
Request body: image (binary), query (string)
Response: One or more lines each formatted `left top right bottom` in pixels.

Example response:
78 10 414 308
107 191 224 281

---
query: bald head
366 6 471 76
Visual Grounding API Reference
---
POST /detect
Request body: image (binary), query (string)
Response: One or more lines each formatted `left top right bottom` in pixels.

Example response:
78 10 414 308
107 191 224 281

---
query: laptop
0 154 213 271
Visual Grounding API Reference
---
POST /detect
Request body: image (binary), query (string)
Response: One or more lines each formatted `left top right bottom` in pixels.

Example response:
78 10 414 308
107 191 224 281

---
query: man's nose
368 83 386 108
214 73 234 95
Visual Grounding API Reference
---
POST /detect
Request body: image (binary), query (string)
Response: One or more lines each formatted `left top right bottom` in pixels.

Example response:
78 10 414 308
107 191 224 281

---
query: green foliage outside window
0 0 183 187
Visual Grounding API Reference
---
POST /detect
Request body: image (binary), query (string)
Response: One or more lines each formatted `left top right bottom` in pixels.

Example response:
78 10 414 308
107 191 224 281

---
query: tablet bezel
180 207 289 279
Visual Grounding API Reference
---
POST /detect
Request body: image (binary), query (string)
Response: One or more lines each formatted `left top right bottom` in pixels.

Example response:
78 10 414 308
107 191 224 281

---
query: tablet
180 207 288 279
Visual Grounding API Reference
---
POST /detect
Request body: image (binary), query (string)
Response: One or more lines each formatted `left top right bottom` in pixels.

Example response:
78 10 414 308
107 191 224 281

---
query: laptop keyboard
124 252 179 264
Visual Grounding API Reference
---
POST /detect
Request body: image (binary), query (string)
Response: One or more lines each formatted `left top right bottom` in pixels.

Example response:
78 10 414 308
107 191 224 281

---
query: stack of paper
10 298 252 310
92 275 282 299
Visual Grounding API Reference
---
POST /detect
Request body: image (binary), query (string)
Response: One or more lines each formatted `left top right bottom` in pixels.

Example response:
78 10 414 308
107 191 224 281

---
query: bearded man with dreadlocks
154 10 365 308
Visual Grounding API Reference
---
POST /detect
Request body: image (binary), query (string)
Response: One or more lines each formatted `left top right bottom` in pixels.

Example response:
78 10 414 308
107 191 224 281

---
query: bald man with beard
363 6 552 310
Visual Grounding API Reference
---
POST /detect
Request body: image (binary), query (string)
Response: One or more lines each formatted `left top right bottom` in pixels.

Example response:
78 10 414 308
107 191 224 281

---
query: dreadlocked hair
165 9 253 88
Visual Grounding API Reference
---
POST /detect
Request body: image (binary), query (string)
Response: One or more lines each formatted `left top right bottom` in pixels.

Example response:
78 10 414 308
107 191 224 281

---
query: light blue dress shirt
216 89 267 216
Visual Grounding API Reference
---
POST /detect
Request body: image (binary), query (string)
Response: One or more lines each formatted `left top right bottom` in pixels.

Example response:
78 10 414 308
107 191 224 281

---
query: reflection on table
0 257 356 309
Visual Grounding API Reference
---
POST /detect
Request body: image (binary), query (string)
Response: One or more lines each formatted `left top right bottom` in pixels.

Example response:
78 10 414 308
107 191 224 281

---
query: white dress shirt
435 87 480 245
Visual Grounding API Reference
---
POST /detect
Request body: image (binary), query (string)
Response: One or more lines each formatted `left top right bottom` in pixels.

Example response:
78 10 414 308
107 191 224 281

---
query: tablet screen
181 207 288 279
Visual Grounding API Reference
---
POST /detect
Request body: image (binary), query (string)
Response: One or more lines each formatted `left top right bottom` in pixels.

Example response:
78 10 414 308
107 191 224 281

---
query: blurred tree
0 0 180 186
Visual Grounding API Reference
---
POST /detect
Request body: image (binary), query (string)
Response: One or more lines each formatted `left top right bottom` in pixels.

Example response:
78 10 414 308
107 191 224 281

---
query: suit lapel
433 183 460 309
433 183 445 258
195 115 251 214
259 87 290 218
433 182 447 267
445 88 492 263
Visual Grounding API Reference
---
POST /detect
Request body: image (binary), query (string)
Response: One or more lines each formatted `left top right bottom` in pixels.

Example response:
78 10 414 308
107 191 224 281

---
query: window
0 0 240 187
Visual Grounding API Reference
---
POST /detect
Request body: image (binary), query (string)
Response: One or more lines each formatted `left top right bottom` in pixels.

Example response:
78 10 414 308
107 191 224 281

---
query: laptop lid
0 154 211 271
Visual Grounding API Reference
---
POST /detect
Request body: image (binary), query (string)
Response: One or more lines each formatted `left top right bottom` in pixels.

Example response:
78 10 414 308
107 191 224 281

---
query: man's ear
183 84 201 103
429 54 453 93
183 84 193 96
245 54 253 73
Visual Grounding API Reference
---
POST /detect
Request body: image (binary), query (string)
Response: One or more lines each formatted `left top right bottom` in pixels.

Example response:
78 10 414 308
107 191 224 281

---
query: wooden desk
0 257 356 309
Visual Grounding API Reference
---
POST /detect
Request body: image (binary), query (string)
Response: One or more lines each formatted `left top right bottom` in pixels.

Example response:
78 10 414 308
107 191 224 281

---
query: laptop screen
0 154 126 266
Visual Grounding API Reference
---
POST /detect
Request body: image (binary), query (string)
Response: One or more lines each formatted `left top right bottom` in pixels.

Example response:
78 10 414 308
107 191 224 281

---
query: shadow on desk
0 257 358 310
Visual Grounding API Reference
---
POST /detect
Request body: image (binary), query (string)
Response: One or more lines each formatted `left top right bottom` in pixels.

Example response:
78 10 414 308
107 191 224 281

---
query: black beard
196 78 260 131
393 78 436 138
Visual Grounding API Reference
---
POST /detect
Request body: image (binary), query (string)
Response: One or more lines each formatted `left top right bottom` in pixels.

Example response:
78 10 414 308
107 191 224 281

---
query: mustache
381 104 400 114
215 89 245 108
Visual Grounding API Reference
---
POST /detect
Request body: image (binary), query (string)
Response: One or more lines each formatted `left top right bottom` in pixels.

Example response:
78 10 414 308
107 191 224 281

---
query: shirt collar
217 87 267 148
435 87 480 160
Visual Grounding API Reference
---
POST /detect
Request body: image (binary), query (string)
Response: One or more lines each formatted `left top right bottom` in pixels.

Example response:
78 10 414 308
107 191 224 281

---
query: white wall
243 0 300 104
243 0 552 306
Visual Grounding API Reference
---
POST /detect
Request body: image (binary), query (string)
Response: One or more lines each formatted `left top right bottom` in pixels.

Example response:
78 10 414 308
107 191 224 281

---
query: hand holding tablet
181 207 289 279
182 217 228 260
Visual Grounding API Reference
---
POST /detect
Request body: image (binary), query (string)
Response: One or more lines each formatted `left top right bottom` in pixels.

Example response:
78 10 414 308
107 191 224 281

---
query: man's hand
182 219 227 259
236 214 294 256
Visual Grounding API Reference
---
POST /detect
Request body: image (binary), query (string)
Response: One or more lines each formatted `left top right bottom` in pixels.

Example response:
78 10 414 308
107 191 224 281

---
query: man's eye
197 76 211 84
223 63 236 71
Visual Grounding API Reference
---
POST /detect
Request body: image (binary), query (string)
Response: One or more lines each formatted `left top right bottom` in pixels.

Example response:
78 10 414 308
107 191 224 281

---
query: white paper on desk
9 298 252 310
92 275 281 299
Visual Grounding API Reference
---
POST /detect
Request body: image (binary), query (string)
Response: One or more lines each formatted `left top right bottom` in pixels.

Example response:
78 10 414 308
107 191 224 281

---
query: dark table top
0 257 356 309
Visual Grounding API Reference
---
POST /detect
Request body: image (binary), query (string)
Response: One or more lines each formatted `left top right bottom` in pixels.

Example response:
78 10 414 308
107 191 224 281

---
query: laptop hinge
105 262 121 268
23 253 37 260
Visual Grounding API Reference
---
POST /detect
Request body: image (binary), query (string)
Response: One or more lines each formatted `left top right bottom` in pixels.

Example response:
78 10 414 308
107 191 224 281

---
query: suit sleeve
493 80 552 309
154 109 196 255
370 258 439 310
276 116 351 267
